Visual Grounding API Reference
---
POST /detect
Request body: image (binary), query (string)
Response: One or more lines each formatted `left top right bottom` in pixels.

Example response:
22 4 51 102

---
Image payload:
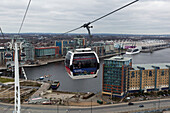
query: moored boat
126 47 141 55
51 80 60 90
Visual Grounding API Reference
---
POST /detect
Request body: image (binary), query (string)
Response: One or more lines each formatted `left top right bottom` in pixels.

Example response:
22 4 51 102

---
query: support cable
63 0 139 34
18 0 32 35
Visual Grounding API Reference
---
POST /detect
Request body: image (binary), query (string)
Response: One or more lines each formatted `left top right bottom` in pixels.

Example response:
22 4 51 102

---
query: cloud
0 0 170 34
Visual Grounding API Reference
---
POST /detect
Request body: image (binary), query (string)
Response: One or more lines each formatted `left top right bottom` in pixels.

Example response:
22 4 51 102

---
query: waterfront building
74 37 86 48
62 46 73 56
92 42 105 56
128 63 170 92
55 40 70 55
102 56 132 97
102 56 170 97
35 46 59 58
92 46 105 56
105 41 115 54
0 47 6 65
20 41 35 61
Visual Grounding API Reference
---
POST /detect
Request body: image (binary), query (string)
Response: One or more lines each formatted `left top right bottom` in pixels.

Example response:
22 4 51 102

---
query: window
65 52 72 67
149 71 152 77
73 53 97 69
131 71 135 78
161 70 164 76
133 49 139 52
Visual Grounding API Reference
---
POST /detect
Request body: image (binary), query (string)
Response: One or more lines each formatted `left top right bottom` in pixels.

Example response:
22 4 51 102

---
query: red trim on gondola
90 72 95 74
65 66 71 75
73 58 96 60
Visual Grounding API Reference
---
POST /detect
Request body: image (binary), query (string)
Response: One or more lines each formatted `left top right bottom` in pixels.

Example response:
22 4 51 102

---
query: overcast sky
0 0 170 34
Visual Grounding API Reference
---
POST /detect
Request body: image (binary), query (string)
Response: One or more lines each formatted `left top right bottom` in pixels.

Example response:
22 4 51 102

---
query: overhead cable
63 0 139 34
18 0 32 35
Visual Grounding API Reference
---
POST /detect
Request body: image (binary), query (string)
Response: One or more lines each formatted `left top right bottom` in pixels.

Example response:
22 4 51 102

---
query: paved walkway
30 82 51 98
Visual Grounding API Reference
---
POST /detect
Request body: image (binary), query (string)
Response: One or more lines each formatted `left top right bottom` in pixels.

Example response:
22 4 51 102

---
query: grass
0 77 14 83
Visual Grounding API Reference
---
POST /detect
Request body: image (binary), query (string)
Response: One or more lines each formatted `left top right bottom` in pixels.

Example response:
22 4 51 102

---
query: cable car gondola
65 48 99 79
5 52 12 59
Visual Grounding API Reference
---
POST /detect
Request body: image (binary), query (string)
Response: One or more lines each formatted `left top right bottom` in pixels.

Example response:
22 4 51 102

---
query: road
0 98 170 113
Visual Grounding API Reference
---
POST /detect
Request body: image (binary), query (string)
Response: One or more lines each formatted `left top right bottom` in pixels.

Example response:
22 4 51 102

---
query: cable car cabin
65 48 100 79
5 52 12 59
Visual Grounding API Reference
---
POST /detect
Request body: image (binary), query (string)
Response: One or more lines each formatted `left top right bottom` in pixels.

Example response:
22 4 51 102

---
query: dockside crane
0 27 5 39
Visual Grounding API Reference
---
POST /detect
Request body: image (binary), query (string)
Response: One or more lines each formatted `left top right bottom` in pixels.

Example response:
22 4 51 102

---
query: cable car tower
13 0 31 113
64 0 139 79
14 43 21 113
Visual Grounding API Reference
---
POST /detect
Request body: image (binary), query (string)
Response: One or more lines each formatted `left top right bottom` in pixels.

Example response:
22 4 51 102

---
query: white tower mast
14 43 21 113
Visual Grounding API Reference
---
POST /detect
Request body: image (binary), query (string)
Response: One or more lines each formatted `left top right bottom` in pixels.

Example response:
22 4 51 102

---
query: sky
0 0 170 35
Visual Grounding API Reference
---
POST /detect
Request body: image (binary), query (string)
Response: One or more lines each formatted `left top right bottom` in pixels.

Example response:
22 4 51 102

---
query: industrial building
102 56 170 97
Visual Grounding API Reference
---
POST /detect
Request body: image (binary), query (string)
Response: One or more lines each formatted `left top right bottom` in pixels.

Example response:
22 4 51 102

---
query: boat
51 80 60 90
126 47 141 55
39 76 44 80
44 75 52 78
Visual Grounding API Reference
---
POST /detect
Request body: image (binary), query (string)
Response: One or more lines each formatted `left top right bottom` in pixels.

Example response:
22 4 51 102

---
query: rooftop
105 56 132 62
75 48 91 52
132 63 170 70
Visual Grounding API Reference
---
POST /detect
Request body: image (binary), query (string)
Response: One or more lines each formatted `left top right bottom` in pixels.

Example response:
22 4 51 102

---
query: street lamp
158 99 160 109
79 110 81 113
91 99 92 113
66 109 69 113
57 103 59 113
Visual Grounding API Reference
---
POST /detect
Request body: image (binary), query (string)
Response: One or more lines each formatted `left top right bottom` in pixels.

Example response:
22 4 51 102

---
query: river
24 48 170 93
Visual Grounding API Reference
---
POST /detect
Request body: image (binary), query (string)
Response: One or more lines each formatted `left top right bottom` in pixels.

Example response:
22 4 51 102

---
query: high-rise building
102 56 132 97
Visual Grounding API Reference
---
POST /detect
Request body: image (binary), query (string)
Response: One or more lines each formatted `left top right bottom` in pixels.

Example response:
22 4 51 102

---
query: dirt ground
42 91 103 106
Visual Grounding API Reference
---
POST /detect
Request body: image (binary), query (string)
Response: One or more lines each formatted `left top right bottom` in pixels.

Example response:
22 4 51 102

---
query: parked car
42 101 52 105
139 104 144 107
128 102 134 105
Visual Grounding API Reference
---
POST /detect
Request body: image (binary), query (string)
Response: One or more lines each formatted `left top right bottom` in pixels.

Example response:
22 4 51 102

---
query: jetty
30 82 51 99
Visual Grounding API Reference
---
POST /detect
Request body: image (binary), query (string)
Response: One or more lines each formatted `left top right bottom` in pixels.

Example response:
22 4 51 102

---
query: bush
0 77 14 83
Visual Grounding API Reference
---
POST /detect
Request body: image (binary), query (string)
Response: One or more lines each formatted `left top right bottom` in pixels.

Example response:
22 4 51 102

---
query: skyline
0 0 170 35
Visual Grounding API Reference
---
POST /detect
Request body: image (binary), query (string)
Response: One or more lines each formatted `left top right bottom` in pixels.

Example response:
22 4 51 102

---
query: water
24 48 170 93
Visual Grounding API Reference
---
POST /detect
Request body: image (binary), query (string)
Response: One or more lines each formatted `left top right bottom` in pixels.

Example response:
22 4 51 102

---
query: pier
141 44 170 53
30 82 51 99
